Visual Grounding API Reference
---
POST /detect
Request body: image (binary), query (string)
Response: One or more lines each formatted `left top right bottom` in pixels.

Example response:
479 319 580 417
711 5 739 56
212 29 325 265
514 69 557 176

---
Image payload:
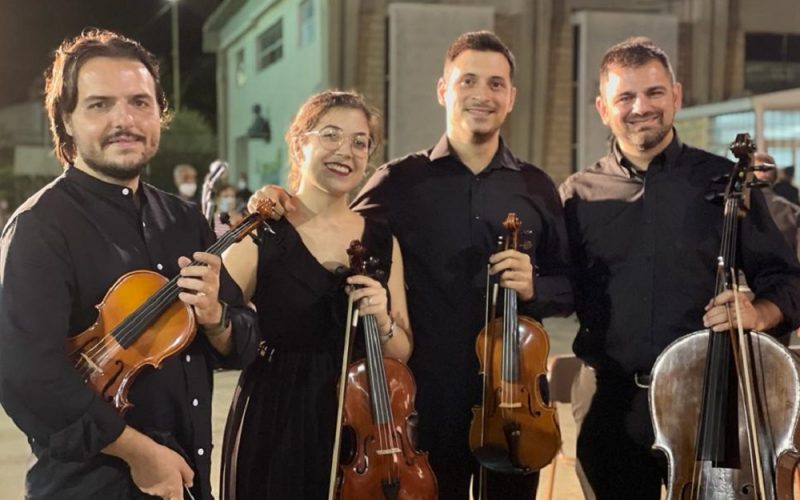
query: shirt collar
65 165 145 205
428 133 520 172
612 129 683 178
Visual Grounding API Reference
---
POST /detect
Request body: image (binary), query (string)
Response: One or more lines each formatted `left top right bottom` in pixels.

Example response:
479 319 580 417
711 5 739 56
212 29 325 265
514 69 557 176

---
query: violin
328 240 438 500
469 213 561 485
650 133 800 499
66 199 275 414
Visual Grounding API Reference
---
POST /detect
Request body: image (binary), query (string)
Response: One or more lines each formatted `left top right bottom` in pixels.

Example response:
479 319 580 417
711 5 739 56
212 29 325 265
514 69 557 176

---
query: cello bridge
498 402 522 409
376 447 402 456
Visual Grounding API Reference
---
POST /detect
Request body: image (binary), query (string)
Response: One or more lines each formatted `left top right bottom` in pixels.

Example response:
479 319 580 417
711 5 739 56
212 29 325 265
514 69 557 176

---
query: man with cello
0 30 259 500
559 37 800 499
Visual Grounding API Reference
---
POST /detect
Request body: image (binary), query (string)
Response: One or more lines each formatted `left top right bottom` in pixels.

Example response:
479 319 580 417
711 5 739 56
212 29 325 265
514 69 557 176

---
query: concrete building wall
570 11 679 172
386 3 494 159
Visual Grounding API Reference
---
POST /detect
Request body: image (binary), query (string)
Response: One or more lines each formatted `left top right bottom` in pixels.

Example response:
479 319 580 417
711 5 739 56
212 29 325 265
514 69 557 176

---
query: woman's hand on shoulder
248 185 295 220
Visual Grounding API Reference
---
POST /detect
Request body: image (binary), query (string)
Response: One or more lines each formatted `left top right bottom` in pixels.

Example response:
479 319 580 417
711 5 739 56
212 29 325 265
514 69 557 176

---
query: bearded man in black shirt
560 37 800 499
0 30 259 500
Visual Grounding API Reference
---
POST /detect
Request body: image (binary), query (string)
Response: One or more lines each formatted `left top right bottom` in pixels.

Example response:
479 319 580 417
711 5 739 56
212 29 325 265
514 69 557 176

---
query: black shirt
0 167 259 500
559 135 800 376
351 135 572 425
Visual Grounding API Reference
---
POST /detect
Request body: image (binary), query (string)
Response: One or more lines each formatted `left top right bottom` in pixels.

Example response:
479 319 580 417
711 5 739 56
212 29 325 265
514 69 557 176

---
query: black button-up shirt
351 135 572 425
0 167 259 500
560 134 800 376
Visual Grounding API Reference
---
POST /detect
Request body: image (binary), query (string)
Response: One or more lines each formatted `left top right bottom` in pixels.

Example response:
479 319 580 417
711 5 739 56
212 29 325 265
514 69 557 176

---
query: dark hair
599 37 675 93
445 31 516 80
44 29 169 166
285 90 382 192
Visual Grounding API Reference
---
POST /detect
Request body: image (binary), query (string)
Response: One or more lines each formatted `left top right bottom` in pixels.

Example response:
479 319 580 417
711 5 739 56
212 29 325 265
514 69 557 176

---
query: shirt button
192 398 199 407
197 448 205 456
142 221 147 228
474 215 480 220
185 354 192 363
156 263 163 271
122 188 130 196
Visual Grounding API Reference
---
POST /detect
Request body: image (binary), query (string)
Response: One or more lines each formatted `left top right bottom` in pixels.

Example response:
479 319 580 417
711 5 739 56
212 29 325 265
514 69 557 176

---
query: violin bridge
376 447 402 455
80 353 104 375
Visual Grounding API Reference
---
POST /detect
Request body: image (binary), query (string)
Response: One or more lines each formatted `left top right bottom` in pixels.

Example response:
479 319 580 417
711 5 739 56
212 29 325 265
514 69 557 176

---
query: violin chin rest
471 446 531 475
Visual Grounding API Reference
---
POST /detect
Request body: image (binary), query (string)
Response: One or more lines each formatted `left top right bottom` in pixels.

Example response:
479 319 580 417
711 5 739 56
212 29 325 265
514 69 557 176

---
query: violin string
365 313 397 476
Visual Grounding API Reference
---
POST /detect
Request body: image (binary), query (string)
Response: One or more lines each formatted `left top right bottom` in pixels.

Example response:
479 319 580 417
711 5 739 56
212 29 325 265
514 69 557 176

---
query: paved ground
0 315 585 499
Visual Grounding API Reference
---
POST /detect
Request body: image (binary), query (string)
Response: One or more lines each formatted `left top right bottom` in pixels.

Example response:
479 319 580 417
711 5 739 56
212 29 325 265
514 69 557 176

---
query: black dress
221 217 393 500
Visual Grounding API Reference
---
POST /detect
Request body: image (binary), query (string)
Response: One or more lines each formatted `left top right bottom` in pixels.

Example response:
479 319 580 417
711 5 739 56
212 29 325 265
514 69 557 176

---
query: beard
625 114 672 152
84 157 148 181
80 132 156 181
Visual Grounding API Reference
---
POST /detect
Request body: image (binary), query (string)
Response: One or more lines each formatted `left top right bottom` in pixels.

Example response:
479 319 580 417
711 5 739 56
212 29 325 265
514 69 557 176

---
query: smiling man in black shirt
560 37 800 499
0 30 259 500
351 31 572 499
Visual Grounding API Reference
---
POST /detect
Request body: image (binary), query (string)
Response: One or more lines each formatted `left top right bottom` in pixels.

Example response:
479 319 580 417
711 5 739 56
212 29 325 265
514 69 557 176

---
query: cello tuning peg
748 180 769 189
704 191 725 202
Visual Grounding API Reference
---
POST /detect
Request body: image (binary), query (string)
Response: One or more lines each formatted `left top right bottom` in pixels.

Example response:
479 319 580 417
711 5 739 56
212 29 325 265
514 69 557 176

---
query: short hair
44 29 169 166
599 37 675 94
445 31 516 80
285 90 382 192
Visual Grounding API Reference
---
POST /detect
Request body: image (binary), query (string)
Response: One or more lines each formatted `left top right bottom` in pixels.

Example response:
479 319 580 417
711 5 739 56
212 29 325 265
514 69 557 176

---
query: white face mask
218 197 235 212
238 179 248 190
178 182 197 198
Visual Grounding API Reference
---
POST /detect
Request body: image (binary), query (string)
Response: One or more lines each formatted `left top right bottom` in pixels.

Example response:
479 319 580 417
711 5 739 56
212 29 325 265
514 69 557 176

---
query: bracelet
379 319 396 343
199 300 230 338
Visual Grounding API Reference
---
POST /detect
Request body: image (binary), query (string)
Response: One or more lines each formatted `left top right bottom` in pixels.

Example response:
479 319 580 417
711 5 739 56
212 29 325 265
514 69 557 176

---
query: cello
66 199 275 414
327 240 438 500
649 133 800 499
469 213 561 484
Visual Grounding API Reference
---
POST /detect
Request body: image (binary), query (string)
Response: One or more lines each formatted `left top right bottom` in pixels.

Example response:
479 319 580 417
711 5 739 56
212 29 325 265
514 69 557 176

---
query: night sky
0 0 218 117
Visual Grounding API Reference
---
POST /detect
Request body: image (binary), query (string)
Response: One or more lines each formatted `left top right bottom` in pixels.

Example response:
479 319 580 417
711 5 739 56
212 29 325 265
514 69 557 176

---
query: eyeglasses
305 127 374 158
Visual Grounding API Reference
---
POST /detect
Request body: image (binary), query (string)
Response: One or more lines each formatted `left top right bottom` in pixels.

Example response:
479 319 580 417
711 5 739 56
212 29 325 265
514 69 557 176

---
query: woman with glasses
219 90 412 499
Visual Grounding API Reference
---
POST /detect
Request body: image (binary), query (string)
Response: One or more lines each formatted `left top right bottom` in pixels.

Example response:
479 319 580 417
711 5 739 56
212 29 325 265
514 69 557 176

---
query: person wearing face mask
219 90 414 499
213 185 243 237
174 163 201 208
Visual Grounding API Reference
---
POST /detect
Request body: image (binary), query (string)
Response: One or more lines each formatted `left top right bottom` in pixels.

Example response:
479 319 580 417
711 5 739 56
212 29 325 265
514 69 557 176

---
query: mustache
627 112 661 123
102 131 145 146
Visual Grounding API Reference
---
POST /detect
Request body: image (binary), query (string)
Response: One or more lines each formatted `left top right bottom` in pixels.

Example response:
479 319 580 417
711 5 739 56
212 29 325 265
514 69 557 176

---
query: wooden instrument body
338 356 438 500
65 270 195 414
650 329 800 499
469 315 561 473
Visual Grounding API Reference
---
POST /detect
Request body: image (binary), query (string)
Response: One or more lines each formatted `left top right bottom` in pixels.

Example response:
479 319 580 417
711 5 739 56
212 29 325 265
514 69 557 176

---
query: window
257 19 283 72
298 0 315 47
745 33 800 94
235 48 246 87
709 111 756 158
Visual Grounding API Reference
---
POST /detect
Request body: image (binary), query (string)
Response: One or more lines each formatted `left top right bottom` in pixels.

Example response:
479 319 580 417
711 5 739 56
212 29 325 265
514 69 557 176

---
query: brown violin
66 199 275 414
469 213 561 485
328 240 438 500
650 133 800 499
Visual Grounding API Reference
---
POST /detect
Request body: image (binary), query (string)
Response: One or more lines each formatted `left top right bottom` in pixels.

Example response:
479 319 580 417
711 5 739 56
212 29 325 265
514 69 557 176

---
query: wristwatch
199 300 230 337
